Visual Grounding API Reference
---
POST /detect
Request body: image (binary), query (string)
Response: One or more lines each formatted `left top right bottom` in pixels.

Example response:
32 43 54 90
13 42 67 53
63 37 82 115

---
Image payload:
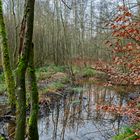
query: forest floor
35 65 108 104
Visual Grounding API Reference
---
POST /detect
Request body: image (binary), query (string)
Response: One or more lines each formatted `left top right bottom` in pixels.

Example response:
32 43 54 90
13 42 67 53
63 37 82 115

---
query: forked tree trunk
0 0 16 110
28 43 39 140
15 0 35 139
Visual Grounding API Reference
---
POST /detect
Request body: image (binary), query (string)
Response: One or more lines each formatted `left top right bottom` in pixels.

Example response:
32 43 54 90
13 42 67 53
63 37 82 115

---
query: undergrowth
42 81 65 94
0 136 5 140
71 86 84 93
36 65 65 81
113 127 140 140
82 67 97 77
0 74 5 95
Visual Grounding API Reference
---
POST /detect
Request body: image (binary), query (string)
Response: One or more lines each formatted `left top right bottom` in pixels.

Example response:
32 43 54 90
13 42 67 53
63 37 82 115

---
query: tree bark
15 0 35 139
28 43 39 140
0 0 16 109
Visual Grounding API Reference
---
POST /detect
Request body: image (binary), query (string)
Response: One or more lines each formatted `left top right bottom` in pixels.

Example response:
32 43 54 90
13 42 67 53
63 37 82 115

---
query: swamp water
0 84 131 140
38 84 129 140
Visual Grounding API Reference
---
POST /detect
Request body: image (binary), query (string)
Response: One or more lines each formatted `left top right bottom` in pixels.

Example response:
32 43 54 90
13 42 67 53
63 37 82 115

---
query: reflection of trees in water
52 102 60 140
40 85 128 140
0 85 130 139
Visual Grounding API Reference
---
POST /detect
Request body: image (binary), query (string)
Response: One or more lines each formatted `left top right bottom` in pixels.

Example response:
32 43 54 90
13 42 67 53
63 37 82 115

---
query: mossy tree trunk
15 0 35 140
0 0 16 109
28 43 39 140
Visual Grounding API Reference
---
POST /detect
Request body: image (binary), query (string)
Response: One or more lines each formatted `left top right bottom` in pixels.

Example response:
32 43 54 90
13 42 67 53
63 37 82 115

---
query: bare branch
61 0 71 10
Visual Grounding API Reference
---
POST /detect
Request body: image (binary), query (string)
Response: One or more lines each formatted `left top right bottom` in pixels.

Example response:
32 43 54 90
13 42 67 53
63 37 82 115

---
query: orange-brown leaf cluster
95 6 140 85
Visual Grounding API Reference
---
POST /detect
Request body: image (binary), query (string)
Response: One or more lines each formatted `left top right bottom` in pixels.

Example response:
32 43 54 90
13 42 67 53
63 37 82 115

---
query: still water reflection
38 85 129 140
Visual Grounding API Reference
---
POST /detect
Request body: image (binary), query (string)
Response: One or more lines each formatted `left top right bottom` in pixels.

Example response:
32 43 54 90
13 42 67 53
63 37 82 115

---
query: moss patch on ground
36 65 65 81
35 65 108 95
42 81 65 94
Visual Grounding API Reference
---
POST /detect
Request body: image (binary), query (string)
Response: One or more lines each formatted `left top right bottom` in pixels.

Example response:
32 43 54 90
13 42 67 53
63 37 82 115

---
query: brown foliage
95 6 140 85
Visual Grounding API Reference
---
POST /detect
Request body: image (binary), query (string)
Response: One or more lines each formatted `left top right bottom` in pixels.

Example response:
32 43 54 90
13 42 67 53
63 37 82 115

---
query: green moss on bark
0 0 15 109
15 0 36 139
15 57 26 140
28 44 39 140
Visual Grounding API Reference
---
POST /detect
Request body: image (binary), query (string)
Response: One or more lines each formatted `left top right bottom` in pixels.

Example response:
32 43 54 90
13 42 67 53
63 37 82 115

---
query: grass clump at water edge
112 127 140 140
